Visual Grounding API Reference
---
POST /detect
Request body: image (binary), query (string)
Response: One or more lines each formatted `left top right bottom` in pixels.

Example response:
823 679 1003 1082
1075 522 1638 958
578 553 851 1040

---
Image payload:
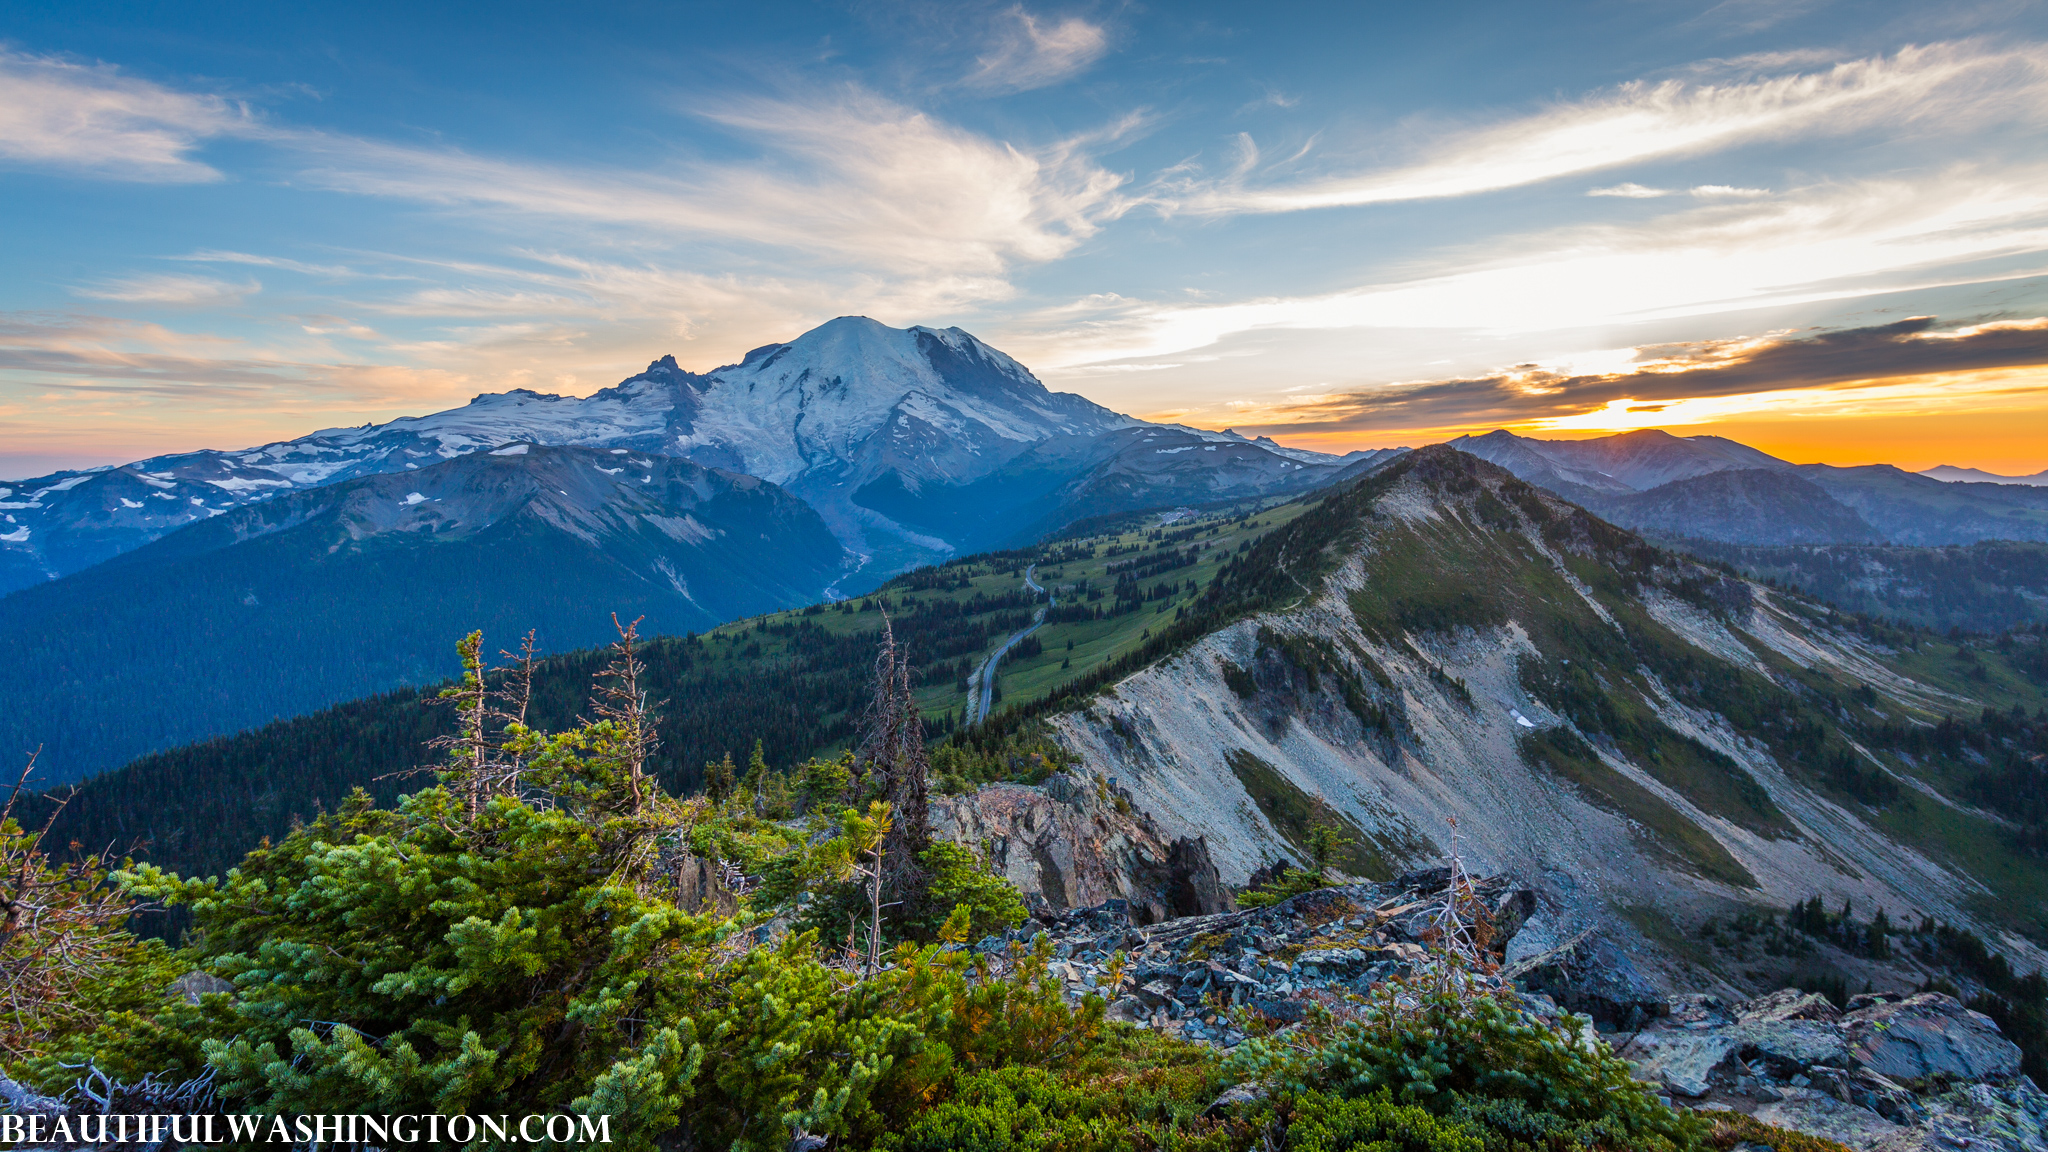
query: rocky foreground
987 869 2048 1152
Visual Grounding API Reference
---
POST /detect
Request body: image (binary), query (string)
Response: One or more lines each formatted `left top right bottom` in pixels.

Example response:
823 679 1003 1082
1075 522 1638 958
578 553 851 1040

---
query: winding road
968 563 1052 725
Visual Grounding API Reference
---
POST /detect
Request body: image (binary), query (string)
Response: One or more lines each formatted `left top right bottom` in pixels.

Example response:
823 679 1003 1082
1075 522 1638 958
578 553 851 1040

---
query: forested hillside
45 496 1310 887
0 446 848 782
1673 539 2048 633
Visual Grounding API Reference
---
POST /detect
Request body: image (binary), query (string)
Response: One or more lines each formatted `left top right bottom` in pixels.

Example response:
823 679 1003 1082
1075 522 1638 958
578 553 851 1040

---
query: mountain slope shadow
0 445 845 782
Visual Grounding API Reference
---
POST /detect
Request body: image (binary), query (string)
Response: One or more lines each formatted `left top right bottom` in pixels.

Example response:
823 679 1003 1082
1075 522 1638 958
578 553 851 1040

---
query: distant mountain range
1922 464 2048 487
0 316 1392 781
8 317 2043 784
0 317 1374 595
1448 429 2048 546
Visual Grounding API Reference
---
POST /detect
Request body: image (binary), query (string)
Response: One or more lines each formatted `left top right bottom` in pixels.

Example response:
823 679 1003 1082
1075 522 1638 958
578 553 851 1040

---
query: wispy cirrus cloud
0 310 460 403
72 273 261 306
1588 182 1671 198
960 7 1110 92
0 49 255 182
1161 41 2048 215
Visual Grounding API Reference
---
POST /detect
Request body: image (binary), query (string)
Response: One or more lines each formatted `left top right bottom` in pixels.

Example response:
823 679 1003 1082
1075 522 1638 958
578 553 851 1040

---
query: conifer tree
744 739 770 813
705 752 737 804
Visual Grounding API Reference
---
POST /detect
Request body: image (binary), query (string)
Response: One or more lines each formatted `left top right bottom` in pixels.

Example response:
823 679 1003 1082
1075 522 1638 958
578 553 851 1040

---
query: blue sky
4 0 2048 477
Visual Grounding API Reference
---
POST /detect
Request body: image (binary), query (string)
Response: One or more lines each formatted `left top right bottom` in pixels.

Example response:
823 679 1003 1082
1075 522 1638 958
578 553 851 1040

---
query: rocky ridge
990 869 2048 1151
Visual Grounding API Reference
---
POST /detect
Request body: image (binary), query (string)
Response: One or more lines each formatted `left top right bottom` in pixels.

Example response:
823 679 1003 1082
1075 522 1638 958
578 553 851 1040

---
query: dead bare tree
591 614 660 814
853 615 932 924
429 631 493 818
0 749 149 1059
489 628 541 789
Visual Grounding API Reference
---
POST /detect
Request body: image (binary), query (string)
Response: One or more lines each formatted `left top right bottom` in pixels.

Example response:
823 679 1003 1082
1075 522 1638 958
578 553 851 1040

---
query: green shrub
1286 1090 1483 1152
893 1067 1122 1152
924 839 1030 940
1227 982 1705 1152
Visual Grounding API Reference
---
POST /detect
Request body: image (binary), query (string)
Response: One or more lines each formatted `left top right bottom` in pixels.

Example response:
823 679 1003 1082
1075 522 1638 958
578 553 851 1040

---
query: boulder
1168 836 1236 917
1504 911 1561 967
1664 993 1734 1029
1629 1031 1743 1097
1395 864 1454 892
1738 988 1842 1023
1205 1084 1269 1118
167 969 234 1005
1503 930 1667 1028
1841 993 2022 1084
1492 888 1539 945
1805 1066 1923 1126
1754 1087 1916 1149
1727 1020 1852 1077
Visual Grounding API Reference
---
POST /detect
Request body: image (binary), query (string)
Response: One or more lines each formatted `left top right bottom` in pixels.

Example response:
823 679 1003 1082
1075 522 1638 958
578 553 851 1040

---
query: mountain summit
666 316 1135 487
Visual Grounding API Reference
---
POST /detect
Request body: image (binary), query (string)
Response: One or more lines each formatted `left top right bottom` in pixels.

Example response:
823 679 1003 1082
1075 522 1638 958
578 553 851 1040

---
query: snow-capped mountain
2 316 1363 593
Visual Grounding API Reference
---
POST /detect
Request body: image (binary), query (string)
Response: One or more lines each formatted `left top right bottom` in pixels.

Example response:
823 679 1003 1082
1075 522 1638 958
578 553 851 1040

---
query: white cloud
0 49 251 182
73 274 261 306
174 250 373 277
961 8 1109 92
1016 164 2048 366
286 86 1132 284
1589 183 1671 198
1691 184 1772 197
1164 41 2048 215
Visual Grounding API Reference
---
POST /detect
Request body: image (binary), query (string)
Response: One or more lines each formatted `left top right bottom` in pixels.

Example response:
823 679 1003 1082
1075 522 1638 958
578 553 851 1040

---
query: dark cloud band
1253 316 2048 434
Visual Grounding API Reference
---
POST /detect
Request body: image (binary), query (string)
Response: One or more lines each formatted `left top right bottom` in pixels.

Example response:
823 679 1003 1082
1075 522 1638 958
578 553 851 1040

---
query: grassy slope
690 500 1318 728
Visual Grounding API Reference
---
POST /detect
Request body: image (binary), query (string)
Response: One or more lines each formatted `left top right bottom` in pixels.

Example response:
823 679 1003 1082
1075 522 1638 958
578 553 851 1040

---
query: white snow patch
207 477 293 492
1155 446 1196 455
490 443 530 456
402 492 427 505
33 476 93 494
0 526 26 543
119 497 143 509
595 466 622 475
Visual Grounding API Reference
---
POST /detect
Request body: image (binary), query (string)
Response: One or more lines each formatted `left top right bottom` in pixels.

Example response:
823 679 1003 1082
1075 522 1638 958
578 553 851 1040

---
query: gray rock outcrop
933 772 1233 923
1625 988 2043 1150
